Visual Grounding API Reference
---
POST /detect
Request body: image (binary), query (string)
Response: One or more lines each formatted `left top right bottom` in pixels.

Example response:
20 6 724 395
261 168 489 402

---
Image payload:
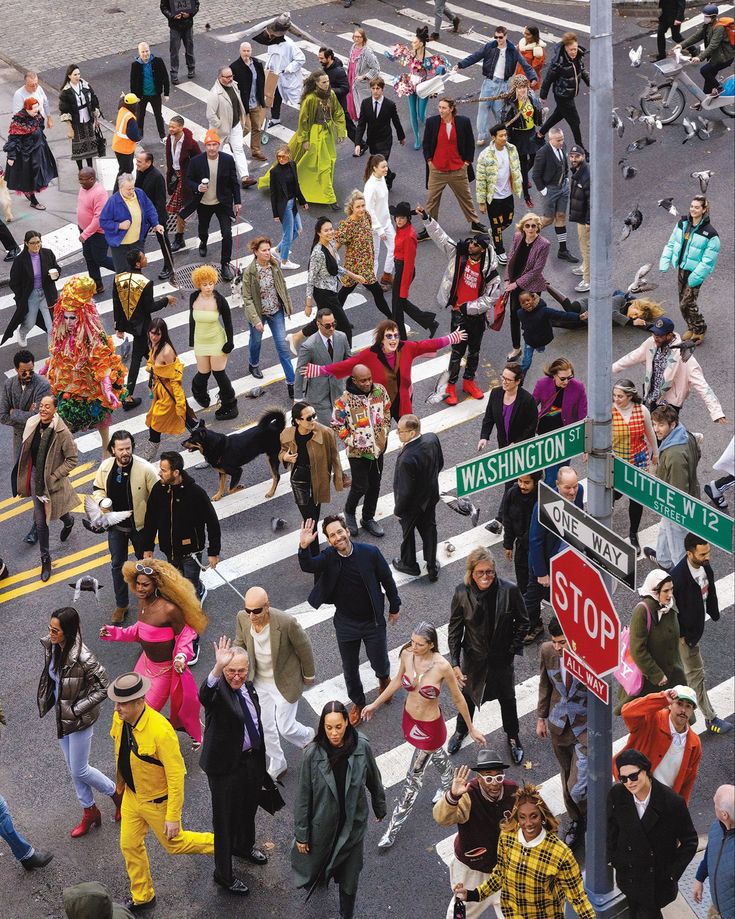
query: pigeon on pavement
618 158 638 179
620 204 643 241
441 493 480 527
626 136 656 152
629 45 643 67
611 109 625 137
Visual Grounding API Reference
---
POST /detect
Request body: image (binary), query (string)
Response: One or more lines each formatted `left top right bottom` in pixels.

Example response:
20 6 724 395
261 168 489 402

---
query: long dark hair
314 701 358 770
61 64 80 91
50 606 81 670
311 216 333 251
148 317 176 360
524 25 541 43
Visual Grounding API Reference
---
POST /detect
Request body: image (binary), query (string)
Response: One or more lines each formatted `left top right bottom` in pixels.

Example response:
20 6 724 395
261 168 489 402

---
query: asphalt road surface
0 2 732 917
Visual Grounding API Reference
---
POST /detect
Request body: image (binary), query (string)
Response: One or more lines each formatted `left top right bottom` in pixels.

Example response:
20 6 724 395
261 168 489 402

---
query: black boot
40 556 52 582
339 886 357 919
21 849 54 871
23 523 38 545
213 370 237 420
191 371 211 408
215 399 239 421
171 233 185 252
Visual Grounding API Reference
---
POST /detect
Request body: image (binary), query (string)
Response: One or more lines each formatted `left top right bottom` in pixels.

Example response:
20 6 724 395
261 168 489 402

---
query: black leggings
75 158 93 171
540 96 584 149
338 280 392 321
302 287 353 345
509 288 522 350
613 490 644 536
391 261 436 339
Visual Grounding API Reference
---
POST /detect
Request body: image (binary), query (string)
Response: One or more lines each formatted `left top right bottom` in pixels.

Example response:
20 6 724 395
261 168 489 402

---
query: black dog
182 410 286 501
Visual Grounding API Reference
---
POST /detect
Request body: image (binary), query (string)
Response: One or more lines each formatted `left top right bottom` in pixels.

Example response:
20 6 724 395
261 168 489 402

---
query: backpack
717 18 735 47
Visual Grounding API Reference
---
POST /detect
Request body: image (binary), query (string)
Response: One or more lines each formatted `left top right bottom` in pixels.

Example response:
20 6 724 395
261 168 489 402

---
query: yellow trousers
120 790 214 904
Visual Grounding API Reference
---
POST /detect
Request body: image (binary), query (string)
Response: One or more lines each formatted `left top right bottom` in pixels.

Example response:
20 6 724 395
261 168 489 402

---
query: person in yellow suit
108 671 213 913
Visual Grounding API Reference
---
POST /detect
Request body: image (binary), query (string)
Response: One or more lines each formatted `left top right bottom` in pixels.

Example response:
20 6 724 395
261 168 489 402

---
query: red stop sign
550 547 621 677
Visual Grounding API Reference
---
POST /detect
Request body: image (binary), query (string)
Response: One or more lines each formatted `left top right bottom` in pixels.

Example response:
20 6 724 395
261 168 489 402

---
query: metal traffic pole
584 0 627 915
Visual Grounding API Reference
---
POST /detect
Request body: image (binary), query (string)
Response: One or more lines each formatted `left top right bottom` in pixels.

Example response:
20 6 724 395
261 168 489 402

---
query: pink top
77 182 109 240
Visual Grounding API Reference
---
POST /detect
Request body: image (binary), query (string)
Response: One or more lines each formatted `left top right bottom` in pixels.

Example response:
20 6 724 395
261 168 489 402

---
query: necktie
327 338 334 359
237 688 261 750
374 100 379 118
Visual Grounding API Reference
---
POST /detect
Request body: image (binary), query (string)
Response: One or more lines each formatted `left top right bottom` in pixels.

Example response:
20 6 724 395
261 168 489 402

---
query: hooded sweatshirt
657 422 700 496
63 881 134 919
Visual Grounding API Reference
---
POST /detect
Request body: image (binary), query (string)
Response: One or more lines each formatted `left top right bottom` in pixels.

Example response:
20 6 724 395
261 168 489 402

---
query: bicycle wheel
640 84 686 124
722 100 735 118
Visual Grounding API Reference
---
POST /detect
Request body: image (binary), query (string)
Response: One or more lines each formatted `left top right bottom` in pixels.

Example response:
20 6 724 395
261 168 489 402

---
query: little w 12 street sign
614 457 733 554
563 648 610 705
538 482 636 589
456 421 585 496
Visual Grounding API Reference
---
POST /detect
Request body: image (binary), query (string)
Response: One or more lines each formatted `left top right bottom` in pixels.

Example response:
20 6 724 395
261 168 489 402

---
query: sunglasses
619 770 642 784
524 223 539 229
319 321 336 329
478 773 505 783
557 374 574 382
135 563 154 575
474 568 495 578
301 413 317 422
48 626 63 635
384 332 400 340
245 606 266 615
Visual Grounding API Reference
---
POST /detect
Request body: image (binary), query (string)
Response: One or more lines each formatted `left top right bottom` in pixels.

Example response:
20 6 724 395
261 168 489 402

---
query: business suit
233 607 316 779
537 642 588 823
607 778 698 916
355 95 405 188
530 141 570 221
393 433 443 574
199 675 277 887
187 151 241 266
294 330 351 424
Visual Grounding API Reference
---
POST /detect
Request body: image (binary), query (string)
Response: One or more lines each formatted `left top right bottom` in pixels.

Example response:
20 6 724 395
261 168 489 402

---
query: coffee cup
100 498 113 511
49 268 60 280
201 178 209 185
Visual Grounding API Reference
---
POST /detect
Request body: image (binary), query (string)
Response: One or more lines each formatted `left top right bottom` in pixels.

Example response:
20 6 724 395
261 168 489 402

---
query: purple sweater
532 375 588 426
505 232 550 293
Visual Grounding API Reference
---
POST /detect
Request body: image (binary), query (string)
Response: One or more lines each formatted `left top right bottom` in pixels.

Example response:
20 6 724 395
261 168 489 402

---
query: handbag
258 782 286 815
94 123 107 158
153 373 198 432
489 291 508 331
613 604 652 696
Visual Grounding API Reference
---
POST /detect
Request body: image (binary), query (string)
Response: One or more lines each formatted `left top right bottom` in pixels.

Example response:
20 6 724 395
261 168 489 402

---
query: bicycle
640 57 735 124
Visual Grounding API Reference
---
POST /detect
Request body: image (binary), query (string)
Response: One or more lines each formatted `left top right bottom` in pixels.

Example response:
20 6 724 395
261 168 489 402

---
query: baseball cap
702 4 719 16
123 92 141 105
673 685 698 708
569 145 585 156
651 316 675 335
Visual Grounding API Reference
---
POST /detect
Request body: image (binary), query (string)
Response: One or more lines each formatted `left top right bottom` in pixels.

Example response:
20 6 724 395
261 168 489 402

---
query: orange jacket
617 691 701 803
112 107 137 155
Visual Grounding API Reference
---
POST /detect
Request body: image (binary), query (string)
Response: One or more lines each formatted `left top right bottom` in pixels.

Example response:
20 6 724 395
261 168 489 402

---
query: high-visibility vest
112 107 137 155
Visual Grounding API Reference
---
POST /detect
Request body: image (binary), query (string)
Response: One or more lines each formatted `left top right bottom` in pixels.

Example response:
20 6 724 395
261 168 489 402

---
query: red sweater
432 119 465 172
320 336 454 417
393 222 418 298
616 692 701 803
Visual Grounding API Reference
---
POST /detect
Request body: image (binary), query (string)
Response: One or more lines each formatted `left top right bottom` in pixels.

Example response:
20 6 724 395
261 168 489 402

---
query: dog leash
192 554 245 601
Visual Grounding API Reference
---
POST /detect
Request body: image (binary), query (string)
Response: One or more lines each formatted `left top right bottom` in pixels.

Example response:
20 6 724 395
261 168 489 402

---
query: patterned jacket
537 642 588 744
332 381 391 459
470 828 596 918
476 142 523 205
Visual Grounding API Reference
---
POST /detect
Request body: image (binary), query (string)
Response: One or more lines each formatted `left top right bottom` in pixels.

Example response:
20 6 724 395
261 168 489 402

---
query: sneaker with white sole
572 266 585 276
17 333 27 347
574 281 590 292
705 481 728 509
280 259 300 270
496 252 508 264
286 334 297 357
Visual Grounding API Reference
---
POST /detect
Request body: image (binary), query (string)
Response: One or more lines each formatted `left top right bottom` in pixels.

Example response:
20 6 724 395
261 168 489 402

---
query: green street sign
456 421 586 496
613 456 733 554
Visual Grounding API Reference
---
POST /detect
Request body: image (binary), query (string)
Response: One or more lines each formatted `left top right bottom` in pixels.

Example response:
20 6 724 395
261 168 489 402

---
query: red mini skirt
402 707 447 751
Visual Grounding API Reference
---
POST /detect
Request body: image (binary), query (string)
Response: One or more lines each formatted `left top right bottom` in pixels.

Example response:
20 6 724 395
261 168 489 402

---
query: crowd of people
0 4 733 919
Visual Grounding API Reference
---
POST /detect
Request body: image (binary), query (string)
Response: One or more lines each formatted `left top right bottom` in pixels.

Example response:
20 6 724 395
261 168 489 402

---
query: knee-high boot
213 369 238 420
191 371 211 408
378 747 432 849
339 887 357 919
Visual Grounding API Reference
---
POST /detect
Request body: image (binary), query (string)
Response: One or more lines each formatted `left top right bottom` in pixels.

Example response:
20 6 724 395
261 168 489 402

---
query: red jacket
165 127 201 203
322 337 454 418
393 222 417 298
617 692 701 803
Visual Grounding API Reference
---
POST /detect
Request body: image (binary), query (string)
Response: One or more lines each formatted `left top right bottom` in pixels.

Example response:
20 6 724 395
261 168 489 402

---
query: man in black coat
608 748 698 917
392 414 443 580
419 98 486 237
355 77 406 189
671 534 732 735
230 42 267 162
568 145 590 292
478 362 538 533
656 0 685 61
319 47 355 141
160 0 199 84
134 150 174 280
113 249 175 408
200 638 277 895
531 128 578 263
187 132 241 282
130 42 170 140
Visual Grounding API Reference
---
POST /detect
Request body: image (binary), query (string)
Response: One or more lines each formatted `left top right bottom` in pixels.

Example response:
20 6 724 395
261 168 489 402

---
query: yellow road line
0 551 125 604
0 538 110 590
0 462 96 517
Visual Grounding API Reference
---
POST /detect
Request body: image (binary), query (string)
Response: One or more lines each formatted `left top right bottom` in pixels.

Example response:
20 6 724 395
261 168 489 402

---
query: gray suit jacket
294 330 351 425
536 641 588 743
0 372 51 460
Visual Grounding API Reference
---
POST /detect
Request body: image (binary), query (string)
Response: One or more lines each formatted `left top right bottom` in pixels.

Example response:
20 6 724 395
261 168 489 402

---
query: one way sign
538 482 637 590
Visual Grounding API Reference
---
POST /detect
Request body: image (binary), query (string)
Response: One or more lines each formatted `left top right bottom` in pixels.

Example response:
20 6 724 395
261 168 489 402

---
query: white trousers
373 225 396 277
445 852 502 919
223 123 249 181
254 679 315 779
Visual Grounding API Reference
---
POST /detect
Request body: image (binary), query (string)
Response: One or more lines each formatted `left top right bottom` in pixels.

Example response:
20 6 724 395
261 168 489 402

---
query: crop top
401 673 441 699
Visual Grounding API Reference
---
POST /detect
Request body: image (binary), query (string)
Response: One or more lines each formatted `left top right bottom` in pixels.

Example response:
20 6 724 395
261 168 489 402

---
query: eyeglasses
523 223 539 229
48 626 63 635
245 606 266 615
384 332 400 340
27 239 42 247
619 770 642 784
302 413 317 422
479 773 505 783
474 568 495 578
135 563 154 575
319 321 336 329
501 375 517 383
557 374 574 382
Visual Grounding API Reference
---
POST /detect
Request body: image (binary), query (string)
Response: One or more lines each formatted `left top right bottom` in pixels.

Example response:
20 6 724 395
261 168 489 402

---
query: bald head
78 166 97 190
715 784 735 826
556 466 579 502
244 586 270 630
351 363 373 394
239 42 253 62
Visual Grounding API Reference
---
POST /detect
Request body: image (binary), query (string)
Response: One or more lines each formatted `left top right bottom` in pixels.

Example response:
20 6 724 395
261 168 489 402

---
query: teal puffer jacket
659 215 720 287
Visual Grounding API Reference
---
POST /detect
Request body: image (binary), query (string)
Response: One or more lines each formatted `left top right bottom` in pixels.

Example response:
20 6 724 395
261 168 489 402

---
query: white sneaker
574 280 590 292
286 334 297 357
572 266 584 276
17 333 27 346
280 259 300 270
270 247 281 260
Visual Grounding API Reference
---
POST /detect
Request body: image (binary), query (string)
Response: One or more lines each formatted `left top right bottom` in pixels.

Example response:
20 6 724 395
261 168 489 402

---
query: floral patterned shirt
257 265 281 316
336 213 377 286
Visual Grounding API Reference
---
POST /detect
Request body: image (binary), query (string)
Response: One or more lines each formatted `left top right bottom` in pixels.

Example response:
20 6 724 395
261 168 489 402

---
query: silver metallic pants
379 746 453 847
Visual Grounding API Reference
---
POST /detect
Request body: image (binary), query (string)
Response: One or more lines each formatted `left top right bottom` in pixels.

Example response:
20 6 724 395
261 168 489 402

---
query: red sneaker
462 379 484 400
445 383 458 405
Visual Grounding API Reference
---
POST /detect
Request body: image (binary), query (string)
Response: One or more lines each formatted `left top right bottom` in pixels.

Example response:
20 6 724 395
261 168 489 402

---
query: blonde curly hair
123 559 208 635
191 265 219 290
501 783 560 835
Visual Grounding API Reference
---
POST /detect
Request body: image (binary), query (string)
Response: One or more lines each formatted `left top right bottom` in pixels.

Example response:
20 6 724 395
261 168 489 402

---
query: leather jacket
38 634 110 738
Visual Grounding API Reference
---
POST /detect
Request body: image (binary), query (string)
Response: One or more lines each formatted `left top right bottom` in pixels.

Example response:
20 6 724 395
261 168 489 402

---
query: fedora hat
470 748 510 772
107 671 150 703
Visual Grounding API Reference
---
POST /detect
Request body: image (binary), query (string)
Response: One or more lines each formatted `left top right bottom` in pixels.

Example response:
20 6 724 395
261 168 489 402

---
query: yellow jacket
110 705 186 823
92 455 160 531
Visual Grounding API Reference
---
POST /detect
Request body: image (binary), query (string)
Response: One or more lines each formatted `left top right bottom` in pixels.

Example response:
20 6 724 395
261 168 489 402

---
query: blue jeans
478 77 507 140
108 527 145 607
0 794 33 861
278 201 302 262
248 309 295 383
58 725 115 808
520 343 545 376
20 288 53 340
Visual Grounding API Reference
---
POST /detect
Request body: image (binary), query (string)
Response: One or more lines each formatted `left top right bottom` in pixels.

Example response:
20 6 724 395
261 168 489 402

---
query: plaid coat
472 829 596 918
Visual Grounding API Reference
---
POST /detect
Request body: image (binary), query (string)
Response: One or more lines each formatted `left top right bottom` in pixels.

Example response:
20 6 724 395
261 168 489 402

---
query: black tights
75 158 93 171
614 491 644 536
337 280 392 321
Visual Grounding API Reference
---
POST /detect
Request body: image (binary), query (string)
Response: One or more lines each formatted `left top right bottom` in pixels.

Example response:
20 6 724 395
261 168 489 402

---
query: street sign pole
587 0 626 913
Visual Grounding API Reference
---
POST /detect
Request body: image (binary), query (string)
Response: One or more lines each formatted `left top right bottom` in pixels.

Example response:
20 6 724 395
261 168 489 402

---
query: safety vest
112 107 137 155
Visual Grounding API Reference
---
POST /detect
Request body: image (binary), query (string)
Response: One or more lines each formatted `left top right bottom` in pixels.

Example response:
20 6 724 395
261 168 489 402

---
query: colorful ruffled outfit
45 275 127 432
384 45 449 147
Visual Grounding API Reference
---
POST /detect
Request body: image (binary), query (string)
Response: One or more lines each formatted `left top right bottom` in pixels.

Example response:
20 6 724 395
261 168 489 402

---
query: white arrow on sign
543 498 633 575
